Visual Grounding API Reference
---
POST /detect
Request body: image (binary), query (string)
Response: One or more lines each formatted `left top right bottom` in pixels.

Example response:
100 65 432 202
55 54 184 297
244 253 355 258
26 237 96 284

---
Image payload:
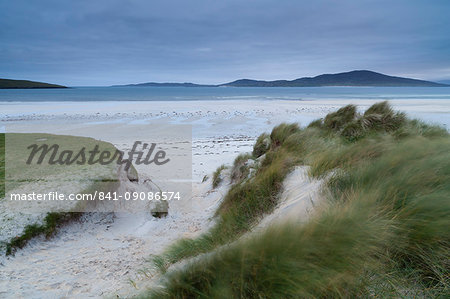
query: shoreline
1 98 449 179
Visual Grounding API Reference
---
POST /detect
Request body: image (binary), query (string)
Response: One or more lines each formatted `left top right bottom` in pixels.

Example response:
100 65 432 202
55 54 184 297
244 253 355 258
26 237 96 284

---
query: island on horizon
114 70 448 88
3 70 448 89
0 78 67 89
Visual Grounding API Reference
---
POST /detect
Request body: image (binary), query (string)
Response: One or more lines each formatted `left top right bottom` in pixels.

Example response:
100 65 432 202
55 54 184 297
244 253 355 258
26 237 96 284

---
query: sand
256 166 325 230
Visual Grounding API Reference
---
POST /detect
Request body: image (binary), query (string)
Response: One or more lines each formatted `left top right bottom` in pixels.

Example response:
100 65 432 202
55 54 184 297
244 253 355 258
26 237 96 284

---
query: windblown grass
324 104 357 130
321 137 450 287
144 102 449 297
146 201 393 298
270 123 300 148
212 164 226 189
252 133 270 158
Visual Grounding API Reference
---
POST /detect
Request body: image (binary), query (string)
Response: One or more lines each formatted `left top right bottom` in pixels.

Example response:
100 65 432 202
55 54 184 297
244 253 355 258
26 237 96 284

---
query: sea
1 86 449 130
1 86 450 102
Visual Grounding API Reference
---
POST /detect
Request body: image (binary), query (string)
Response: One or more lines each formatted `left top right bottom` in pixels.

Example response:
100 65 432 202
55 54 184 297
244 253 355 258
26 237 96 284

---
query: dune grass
5 212 82 255
145 201 393 298
212 164 227 189
144 102 449 298
318 137 450 286
252 133 270 158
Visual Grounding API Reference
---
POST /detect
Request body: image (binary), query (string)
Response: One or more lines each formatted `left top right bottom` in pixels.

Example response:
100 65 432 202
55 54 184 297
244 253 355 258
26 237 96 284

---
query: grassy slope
144 102 449 298
151 136 298 273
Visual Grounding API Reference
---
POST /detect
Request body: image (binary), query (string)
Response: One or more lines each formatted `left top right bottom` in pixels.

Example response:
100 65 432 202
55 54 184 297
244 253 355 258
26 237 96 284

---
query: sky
1 0 449 86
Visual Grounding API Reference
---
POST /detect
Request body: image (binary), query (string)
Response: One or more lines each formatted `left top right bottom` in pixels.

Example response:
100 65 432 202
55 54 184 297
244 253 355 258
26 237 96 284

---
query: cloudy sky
1 0 449 86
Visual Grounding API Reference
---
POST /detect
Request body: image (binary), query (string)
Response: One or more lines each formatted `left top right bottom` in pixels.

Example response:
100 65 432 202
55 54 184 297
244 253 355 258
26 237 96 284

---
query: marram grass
143 102 449 298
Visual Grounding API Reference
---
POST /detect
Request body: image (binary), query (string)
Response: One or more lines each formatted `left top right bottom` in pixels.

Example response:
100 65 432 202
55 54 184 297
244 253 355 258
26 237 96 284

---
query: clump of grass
364 100 393 116
340 121 364 141
320 102 407 142
307 118 324 129
252 133 270 158
270 123 300 148
212 164 226 188
361 101 406 132
5 212 82 255
324 104 357 130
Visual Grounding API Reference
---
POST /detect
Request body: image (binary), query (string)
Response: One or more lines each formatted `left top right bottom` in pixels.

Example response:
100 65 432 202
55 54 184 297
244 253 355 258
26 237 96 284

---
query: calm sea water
1 86 450 102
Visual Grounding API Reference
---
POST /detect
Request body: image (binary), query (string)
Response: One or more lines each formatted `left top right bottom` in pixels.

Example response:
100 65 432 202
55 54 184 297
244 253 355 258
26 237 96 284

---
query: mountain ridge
114 70 448 87
222 70 448 87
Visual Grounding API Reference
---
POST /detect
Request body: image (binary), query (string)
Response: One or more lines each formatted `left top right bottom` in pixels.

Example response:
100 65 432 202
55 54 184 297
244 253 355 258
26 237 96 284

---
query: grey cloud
0 0 449 85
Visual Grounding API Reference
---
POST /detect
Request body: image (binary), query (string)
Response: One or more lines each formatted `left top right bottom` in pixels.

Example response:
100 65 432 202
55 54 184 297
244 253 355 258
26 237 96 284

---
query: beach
0 95 449 297
2 99 448 176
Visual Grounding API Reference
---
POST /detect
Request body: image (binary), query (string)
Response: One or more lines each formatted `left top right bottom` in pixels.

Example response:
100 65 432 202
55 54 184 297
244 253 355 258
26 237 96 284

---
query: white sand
0 98 448 298
256 166 325 230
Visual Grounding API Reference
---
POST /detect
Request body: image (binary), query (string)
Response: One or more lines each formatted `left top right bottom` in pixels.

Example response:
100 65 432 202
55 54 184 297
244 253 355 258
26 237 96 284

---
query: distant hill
112 82 214 87
116 71 448 88
221 70 448 87
0 79 67 89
